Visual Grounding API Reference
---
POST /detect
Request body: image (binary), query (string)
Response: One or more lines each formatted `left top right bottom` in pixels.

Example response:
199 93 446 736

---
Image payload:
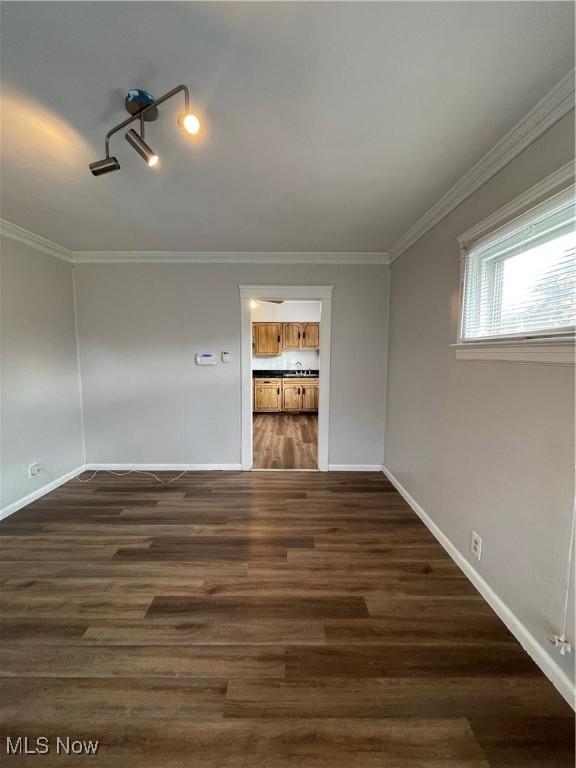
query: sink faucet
295 361 303 376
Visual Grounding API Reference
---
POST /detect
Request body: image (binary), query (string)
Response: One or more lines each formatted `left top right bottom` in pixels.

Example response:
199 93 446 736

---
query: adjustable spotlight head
125 128 159 167
89 156 121 176
178 112 200 135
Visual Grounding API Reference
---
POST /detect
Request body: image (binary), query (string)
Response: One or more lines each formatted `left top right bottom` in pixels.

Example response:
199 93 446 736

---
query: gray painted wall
385 111 575 681
0 237 84 510
75 263 389 466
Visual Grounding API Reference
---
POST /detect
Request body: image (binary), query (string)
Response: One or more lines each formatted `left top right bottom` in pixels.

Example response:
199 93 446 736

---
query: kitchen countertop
253 370 319 378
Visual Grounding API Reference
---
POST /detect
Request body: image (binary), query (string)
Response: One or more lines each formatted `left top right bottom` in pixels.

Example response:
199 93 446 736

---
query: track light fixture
89 85 201 177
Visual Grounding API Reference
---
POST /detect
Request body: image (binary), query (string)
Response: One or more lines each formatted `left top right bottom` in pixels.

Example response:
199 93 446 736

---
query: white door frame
239 284 333 471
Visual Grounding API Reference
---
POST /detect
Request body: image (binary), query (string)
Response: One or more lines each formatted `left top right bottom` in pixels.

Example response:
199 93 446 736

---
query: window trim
455 162 575 364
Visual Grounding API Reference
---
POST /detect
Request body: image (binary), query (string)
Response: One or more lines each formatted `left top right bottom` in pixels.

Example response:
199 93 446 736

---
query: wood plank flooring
0 471 573 767
253 413 317 469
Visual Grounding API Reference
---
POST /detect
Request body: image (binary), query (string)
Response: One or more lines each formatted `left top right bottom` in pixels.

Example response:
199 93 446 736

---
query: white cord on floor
76 469 189 485
549 488 576 656
560 494 576 642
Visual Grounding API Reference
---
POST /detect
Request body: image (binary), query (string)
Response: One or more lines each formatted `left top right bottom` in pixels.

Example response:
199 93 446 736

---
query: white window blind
461 186 576 341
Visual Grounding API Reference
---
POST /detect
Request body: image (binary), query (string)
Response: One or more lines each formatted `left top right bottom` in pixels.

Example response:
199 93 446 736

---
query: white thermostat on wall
195 352 217 366
221 351 231 363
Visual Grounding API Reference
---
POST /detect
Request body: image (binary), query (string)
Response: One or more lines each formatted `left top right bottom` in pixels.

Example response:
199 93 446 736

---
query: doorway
252 301 320 469
239 285 333 471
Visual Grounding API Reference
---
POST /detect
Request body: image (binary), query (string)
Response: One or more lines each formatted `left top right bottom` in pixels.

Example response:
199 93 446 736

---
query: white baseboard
0 464 87 521
92 464 382 473
84 463 242 472
329 464 384 472
250 468 319 472
383 465 575 709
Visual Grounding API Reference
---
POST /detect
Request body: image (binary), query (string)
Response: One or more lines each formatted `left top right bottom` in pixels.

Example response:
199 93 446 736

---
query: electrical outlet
471 531 482 560
28 462 41 478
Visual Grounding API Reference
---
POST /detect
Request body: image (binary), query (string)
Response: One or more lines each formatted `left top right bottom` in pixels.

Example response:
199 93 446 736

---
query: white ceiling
0 2 574 254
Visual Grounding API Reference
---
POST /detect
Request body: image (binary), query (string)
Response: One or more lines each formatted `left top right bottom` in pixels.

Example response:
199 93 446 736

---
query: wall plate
195 353 217 366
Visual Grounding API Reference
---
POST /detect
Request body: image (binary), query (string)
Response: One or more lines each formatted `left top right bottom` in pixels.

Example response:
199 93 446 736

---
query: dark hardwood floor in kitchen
0 471 573 767
253 413 317 469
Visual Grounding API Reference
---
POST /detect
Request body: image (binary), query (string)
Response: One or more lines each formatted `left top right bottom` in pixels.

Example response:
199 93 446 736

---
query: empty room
0 2 574 765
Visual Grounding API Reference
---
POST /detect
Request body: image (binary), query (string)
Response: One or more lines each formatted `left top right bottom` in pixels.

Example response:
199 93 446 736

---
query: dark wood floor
253 413 317 469
0 471 573 767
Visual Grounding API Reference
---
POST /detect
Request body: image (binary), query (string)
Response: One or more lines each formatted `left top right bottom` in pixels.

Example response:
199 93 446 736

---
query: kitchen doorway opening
239 286 332 471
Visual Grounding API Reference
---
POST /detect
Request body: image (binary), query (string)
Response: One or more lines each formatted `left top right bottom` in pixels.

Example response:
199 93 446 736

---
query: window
460 186 575 343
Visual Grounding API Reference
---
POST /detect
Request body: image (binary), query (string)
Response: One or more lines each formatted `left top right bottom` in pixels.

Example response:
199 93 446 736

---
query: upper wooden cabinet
301 322 320 349
253 323 282 356
282 323 301 350
252 321 320 355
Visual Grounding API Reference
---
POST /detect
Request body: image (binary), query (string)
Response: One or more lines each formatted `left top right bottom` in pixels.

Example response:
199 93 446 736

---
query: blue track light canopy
125 89 158 121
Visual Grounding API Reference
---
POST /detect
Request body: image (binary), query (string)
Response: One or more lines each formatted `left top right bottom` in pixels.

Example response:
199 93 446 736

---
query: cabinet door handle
277 387 280 395
298 387 301 395
298 331 301 339
302 388 305 394
277 335 281 343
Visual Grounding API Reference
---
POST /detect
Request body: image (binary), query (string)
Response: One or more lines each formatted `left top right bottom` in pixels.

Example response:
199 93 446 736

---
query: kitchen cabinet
282 381 303 412
253 378 282 412
253 323 282 356
301 322 320 349
279 322 320 351
253 377 319 412
301 379 319 411
282 323 301 350
252 322 320 355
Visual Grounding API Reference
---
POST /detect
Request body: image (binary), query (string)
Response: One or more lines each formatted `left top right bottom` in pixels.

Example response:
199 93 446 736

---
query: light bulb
249 300 259 310
148 155 159 168
180 113 201 135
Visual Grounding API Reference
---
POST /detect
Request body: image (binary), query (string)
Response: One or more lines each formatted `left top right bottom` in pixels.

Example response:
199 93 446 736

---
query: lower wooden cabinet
282 382 303 411
253 378 319 412
253 379 282 411
301 380 319 411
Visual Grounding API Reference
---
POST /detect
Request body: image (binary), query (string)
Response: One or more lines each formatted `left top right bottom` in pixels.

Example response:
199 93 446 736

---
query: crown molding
0 219 74 263
0 221 389 265
69 250 390 265
388 69 575 263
